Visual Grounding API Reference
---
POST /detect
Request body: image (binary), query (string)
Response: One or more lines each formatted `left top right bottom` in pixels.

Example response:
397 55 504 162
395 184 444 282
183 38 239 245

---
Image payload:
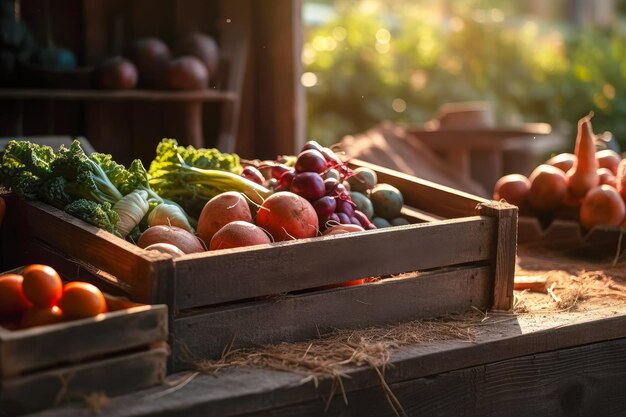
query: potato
370 184 403 220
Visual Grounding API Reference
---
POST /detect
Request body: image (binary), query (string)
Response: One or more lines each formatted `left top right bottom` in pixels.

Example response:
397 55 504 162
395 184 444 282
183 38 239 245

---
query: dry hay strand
83 392 111 414
514 253 626 313
189 313 482 416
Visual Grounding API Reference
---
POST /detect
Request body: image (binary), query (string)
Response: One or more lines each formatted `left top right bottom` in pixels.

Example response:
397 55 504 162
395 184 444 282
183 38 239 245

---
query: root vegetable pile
493 112 626 231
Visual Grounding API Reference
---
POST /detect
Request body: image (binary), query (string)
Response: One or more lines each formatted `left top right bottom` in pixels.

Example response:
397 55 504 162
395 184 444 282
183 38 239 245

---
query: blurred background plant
302 0 626 151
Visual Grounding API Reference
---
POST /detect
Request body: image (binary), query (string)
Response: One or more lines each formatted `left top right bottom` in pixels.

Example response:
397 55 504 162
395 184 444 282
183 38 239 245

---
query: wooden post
479 201 518 311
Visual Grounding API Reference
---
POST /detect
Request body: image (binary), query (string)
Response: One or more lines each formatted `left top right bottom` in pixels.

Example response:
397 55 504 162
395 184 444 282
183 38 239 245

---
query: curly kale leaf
37 176 73 209
0 140 57 198
64 199 121 237
51 140 124 204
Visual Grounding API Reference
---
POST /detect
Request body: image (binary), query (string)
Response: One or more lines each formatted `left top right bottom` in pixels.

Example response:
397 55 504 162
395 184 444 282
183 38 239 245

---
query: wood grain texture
349 159 489 219
28 305 626 417
0 347 168 416
0 305 167 378
479 202 518 311
172 266 491 369
174 216 495 309
14 199 174 304
241 338 626 417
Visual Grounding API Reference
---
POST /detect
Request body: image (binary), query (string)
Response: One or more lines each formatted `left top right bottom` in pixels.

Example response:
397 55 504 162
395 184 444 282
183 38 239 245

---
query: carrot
567 112 599 200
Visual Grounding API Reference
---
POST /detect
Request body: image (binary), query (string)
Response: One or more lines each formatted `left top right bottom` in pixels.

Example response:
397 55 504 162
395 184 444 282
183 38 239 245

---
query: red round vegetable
291 172 325 201
295 149 327 174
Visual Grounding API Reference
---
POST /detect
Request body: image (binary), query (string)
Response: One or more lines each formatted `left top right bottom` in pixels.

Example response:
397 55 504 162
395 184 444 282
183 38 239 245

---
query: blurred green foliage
304 1 626 151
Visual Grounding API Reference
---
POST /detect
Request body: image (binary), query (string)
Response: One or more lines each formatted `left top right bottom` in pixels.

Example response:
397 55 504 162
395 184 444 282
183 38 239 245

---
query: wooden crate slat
174 217 495 309
479 202 518 311
15 198 173 304
349 159 489 219
0 347 167 416
172 265 491 369
0 305 168 378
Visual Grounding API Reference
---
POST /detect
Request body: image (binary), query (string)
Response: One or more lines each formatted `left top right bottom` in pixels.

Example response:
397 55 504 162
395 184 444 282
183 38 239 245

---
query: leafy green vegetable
64 199 121 237
148 138 270 217
0 140 56 198
50 141 124 205
0 139 191 239
37 176 73 209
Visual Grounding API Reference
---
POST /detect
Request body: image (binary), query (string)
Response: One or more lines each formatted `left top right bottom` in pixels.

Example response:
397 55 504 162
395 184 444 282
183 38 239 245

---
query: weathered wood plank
241 338 626 417
29 305 626 417
479 202 518 311
1 305 167 378
13 199 173 304
174 217 495 309
172 265 491 369
350 159 489 219
0 347 168 416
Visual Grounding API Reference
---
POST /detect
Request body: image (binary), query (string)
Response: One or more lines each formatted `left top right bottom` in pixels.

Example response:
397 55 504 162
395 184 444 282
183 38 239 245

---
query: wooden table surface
24 302 626 417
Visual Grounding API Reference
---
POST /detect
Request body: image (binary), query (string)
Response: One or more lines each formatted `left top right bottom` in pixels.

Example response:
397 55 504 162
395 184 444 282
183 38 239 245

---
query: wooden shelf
0 88 238 102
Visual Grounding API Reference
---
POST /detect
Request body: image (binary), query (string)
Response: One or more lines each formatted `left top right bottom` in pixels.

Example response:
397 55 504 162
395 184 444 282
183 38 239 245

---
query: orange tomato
59 282 107 320
0 274 31 317
21 265 63 307
20 306 64 328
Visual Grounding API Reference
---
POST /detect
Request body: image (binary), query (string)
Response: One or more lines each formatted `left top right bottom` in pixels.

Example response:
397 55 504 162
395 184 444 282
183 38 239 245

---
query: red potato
597 167 617 188
528 165 569 212
546 153 576 173
617 159 626 203
596 149 621 175
209 221 271 250
256 192 319 241
196 192 253 245
493 174 530 207
580 185 626 230
138 225 205 254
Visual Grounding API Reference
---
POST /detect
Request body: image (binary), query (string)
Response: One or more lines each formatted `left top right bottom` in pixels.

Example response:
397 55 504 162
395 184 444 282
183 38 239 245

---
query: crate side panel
1 305 167 378
172 265 491 370
15 199 172 303
175 217 495 309
0 347 167 416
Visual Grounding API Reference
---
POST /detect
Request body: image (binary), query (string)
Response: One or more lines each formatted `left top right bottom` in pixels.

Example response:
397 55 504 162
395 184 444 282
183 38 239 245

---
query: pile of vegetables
0 139 192 239
493 113 626 231
1 137 411 261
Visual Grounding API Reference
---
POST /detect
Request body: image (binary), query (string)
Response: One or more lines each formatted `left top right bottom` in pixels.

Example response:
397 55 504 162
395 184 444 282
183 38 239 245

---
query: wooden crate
0 290 169 415
518 216 625 260
2 160 517 372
